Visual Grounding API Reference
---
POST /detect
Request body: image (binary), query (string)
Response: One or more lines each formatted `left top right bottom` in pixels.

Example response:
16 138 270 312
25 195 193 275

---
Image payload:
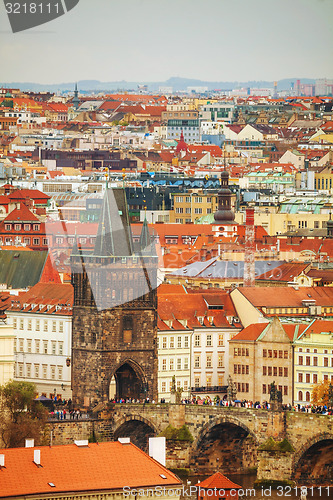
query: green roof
0 250 48 289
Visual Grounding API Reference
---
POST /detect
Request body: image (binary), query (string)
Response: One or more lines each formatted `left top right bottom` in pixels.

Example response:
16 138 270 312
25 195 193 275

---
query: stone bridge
47 404 333 486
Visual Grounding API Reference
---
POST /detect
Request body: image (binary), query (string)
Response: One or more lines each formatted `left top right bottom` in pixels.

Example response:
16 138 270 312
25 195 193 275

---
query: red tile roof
2 203 39 222
197 472 241 490
238 286 333 308
0 441 181 498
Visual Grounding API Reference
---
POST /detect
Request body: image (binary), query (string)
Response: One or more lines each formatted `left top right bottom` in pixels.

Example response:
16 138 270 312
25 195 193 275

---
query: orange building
197 472 242 500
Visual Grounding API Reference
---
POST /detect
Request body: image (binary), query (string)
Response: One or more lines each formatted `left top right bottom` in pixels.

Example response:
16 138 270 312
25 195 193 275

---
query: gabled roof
2 203 39 223
0 250 50 289
8 189 50 200
237 286 333 308
0 441 181 498
196 472 241 490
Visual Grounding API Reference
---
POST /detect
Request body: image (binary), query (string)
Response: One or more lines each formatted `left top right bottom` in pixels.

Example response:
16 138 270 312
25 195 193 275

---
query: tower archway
110 360 146 400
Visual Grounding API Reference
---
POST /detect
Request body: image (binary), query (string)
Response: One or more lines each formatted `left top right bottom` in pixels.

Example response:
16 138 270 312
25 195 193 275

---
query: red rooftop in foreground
196 472 242 500
0 440 182 499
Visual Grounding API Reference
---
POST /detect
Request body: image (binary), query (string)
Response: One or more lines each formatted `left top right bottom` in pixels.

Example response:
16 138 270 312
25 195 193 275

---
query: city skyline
0 0 332 84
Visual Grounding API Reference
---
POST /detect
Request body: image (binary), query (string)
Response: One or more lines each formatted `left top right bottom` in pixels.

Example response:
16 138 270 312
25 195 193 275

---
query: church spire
93 189 133 257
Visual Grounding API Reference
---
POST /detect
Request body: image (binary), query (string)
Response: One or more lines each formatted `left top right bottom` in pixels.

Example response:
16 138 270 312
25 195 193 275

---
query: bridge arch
191 415 259 475
113 414 158 453
292 432 333 485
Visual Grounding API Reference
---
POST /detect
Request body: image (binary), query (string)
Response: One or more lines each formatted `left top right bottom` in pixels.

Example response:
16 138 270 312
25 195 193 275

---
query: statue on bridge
170 375 183 404
227 375 237 402
269 381 282 411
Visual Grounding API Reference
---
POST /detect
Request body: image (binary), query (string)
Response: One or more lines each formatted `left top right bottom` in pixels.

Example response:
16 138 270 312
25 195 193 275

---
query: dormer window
15 224 21 231
5 224 11 231
33 224 40 231
24 224 31 231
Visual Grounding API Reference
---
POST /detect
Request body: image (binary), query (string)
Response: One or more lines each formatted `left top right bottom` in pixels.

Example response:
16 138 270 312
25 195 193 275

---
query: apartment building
6 283 73 399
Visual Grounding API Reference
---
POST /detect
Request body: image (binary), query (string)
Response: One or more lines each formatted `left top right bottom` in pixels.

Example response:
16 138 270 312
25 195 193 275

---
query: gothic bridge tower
71 189 158 407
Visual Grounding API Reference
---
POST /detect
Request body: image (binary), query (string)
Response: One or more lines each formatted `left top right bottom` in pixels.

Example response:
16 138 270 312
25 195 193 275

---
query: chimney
25 438 34 448
0 455 4 467
33 450 41 465
149 437 166 466
118 437 131 445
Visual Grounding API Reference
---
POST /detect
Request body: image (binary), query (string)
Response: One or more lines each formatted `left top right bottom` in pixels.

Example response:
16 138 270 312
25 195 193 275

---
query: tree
0 381 48 448
311 380 332 406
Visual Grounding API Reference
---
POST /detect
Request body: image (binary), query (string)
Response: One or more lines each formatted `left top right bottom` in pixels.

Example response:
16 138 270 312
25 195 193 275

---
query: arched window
306 391 310 402
298 390 303 402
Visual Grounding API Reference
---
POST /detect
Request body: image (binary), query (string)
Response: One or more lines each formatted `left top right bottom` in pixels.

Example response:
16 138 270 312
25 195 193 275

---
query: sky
0 0 332 84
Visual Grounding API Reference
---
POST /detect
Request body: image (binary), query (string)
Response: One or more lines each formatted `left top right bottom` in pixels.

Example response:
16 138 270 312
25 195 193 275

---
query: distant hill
0 77 316 93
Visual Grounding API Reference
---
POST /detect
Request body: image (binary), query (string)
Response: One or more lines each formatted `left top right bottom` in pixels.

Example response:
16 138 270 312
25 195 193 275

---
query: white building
6 283 73 400
0 319 15 385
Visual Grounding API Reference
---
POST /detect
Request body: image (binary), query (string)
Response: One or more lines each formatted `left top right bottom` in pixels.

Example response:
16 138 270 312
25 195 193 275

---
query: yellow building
314 165 333 193
229 317 294 405
293 319 333 405
170 191 218 223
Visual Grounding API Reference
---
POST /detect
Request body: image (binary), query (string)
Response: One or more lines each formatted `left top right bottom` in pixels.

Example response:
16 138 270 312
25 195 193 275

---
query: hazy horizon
0 0 332 84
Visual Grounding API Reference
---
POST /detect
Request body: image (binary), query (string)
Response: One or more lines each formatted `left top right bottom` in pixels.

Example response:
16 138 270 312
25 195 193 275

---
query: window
44 321 48 332
279 350 283 359
169 359 174 370
298 373 303 383
313 374 318 384
183 380 188 391
169 337 174 348
268 367 272 376
52 342 56 355
51 366 56 380
306 356 310 366
27 339 32 353
162 337 167 349
313 357 318 366
218 355 223 368
306 373 310 383
19 338 24 352
195 377 200 388
206 376 212 387
194 334 200 347
18 363 23 377
194 355 200 368
162 359 166 371
177 358 181 370
306 391 310 402
263 366 267 376
298 391 303 401
218 334 224 346
284 367 288 377
20 319 24 330
184 336 189 348
161 381 166 393
58 366 63 380
184 358 188 370
59 342 63 355
194 208 202 214
263 384 267 394
324 357 328 367
35 340 40 353
34 364 39 378
268 350 272 358
52 321 56 332
206 355 212 368
177 336 182 348
123 316 133 343
26 364 31 378
33 224 39 231
33 238 40 245
24 224 30 231
206 334 212 346
299 356 303 365
13 318 17 329
263 349 267 357
284 386 288 396
43 365 47 379
273 367 277 377
28 319 32 330
284 351 288 359
59 321 63 333
36 320 40 331
43 341 48 354
279 367 283 377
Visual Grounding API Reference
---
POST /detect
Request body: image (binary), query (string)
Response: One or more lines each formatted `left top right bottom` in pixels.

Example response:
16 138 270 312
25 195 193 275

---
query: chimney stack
33 450 41 465
25 439 34 448
0 455 4 467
